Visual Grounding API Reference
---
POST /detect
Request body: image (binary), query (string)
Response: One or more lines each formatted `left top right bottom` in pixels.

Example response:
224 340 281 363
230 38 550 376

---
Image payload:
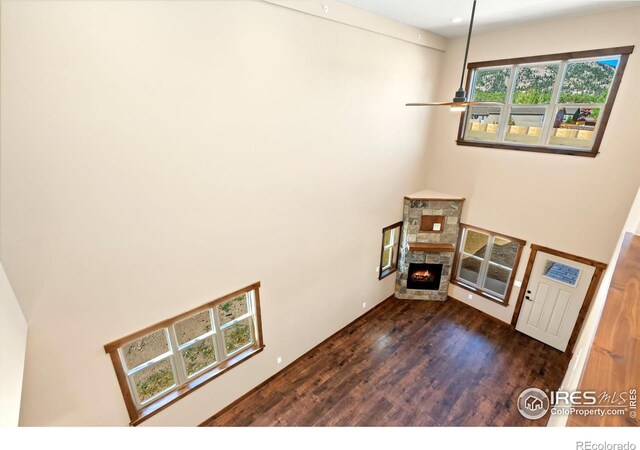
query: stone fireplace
395 190 465 301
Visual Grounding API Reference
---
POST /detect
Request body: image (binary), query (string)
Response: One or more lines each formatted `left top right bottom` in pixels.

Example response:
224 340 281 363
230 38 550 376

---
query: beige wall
425 7 640 323
0 262 27 426
0 1 443 425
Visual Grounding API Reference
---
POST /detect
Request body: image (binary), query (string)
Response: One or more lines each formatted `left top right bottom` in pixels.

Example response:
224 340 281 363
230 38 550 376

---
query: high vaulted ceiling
339 0 640 38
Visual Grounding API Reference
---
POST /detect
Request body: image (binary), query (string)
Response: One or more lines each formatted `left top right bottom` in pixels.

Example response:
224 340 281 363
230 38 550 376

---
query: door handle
525 295 532 301
527 290 532 294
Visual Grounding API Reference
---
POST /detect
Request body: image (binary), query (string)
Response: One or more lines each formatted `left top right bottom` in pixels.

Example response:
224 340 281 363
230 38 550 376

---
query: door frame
510 244 607 354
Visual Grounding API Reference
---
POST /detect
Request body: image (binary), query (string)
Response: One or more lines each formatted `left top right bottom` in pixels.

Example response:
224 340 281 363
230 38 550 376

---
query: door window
542 261 581 286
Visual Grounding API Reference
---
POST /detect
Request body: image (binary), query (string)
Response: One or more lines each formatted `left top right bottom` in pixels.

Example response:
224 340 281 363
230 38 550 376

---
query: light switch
514 280 522 288
433 223 442 231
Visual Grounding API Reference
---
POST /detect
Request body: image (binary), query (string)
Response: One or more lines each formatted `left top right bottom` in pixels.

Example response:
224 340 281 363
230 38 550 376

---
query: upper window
458 46 634 157
379 221 403 280
451 224 525 305
104 283 264 425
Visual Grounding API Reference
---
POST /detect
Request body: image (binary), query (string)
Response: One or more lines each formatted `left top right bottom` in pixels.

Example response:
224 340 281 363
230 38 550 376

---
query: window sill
129 345 264 426
449 279 509 307
379 267 397 280
456 139 599 158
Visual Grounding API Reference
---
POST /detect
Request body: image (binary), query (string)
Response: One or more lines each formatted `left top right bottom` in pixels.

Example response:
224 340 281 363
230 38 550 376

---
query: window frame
104 282 264 426
174 309 218 380
119 328 178 408
456 46 634 157
378 221 403 280
451 224 525 306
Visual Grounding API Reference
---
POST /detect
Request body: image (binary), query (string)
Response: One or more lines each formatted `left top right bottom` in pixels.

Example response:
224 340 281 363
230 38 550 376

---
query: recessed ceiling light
451 17 463 23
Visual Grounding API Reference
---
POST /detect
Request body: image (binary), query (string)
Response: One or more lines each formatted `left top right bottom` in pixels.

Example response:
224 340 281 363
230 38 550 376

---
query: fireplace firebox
407 263 443 291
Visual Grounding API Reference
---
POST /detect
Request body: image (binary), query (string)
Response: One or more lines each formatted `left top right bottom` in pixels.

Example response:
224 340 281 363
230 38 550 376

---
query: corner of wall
0 261 28 426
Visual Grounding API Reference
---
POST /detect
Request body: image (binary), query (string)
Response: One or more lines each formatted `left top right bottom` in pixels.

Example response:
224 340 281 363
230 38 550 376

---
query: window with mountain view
458 47 633 156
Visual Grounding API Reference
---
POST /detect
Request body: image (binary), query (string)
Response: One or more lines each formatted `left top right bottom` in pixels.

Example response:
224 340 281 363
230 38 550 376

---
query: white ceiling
339 0 640 38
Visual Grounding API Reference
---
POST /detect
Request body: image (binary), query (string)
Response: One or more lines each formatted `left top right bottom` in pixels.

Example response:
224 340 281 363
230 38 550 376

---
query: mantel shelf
408 243 455 253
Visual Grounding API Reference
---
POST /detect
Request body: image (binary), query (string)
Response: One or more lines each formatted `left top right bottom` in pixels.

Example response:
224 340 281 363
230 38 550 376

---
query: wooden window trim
104 282 264 426
451 223 525 307
379 221 404 280
449 279 511 307
456 46 634 157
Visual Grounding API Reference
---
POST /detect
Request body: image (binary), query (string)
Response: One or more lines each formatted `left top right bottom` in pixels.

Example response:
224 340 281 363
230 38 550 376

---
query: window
379 221 403 280
104 282 264 425
457 46 634 156
451 224 525 305
543 261 581 287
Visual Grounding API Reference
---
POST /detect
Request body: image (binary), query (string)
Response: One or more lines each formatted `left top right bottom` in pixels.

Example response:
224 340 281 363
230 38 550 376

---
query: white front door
515 251 595 352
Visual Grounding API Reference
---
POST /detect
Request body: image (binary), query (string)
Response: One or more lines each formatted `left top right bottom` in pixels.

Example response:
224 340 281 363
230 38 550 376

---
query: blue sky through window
598 58 619 68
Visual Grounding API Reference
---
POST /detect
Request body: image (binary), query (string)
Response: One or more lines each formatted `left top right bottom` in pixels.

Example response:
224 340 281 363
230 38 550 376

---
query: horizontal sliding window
458 46 633 157
104 282 264 425
451 224 525 306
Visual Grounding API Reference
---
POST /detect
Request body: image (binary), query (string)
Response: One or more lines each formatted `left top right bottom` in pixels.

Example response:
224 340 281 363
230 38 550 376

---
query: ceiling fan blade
405 101 503 107
466 102 503 106
405 102 457 106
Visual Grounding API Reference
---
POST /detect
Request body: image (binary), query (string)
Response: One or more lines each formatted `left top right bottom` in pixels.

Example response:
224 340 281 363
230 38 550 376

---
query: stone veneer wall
395 198 464 301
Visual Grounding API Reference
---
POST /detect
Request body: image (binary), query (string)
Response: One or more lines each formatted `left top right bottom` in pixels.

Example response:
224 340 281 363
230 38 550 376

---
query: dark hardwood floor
205 296 569 426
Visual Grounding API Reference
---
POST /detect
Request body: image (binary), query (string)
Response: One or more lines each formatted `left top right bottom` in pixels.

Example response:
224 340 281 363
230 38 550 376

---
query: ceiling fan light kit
453 88 467 103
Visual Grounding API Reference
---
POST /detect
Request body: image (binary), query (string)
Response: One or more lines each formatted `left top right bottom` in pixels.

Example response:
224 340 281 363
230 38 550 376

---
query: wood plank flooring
568 232 640 427
205 296 569 426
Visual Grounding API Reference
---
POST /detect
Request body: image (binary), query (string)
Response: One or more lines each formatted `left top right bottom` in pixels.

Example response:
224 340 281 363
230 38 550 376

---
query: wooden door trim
511 244 607 355
528 244 607 270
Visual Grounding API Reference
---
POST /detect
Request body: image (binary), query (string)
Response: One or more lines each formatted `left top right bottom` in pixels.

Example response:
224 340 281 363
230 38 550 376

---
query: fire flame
411 270 432 280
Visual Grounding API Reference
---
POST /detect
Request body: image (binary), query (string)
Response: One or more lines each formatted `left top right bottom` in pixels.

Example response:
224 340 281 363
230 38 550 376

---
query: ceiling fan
406 0 502 112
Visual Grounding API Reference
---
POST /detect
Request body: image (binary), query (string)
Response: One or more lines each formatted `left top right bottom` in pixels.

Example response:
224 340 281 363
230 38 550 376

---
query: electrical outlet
468 294 473 300
362 302 367 309
277 356 282 365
